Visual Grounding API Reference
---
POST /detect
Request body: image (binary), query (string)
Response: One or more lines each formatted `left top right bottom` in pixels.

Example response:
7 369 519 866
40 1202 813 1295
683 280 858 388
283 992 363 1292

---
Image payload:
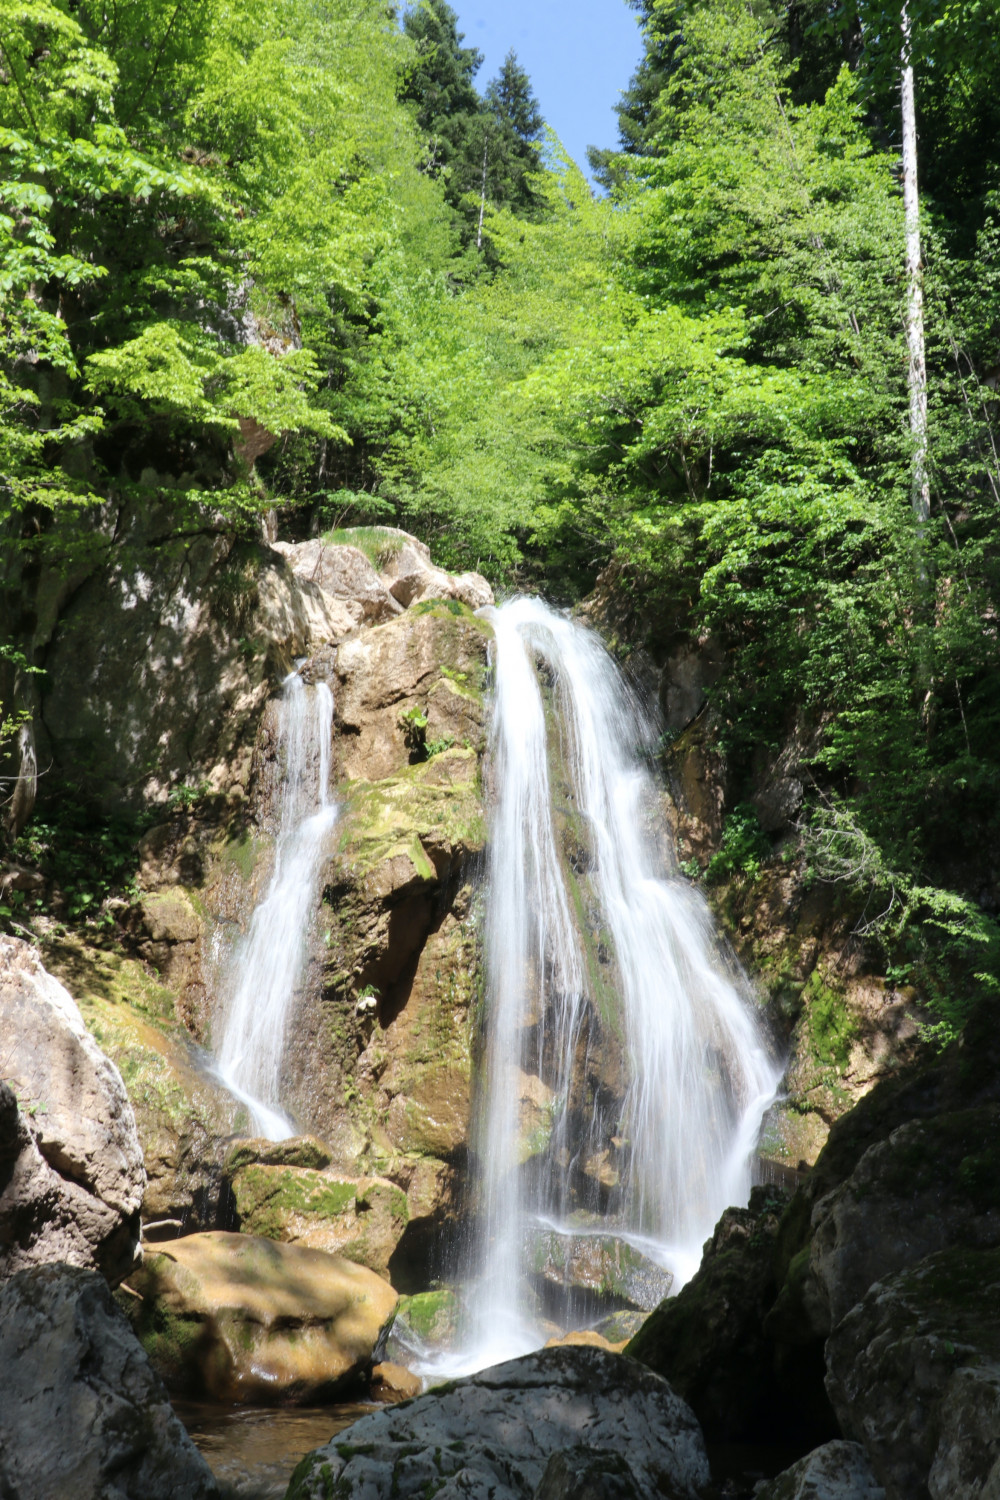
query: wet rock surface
0 1263 219 1500
0 936 145 1283
528 1227 673 1313
286 1345 710 1500
128 1230 398 1402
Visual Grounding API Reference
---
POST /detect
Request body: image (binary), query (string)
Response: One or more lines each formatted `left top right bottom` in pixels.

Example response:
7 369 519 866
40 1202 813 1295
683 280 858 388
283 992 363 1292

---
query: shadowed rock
285 1344 709 1500
0 1264 219 1499
0 936 145 1284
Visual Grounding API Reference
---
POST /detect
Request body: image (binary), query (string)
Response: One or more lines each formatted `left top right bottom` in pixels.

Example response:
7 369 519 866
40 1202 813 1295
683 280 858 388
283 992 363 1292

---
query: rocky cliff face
8 513 495 1291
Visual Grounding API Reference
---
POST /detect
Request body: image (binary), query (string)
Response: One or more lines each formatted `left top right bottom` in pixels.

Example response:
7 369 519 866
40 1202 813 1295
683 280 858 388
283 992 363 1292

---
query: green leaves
84 326 342 442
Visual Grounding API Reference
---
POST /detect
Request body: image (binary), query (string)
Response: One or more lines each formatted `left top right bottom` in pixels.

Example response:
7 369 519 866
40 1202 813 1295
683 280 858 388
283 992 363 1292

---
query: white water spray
215 672 337 1140
464 596 779 1365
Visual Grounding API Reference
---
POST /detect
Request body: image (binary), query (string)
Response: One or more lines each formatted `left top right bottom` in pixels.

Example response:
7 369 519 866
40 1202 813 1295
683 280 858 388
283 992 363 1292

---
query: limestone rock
535 1446 645 1500
808 1105 1000 1334
42 935 243 1233
528 1228 673 1313
129 1230 398 1402
334 603 492 781
544 1329 627 1353
0 1263 218 1500
38 518 350 812
0 937 144 1284
626 1186 794 1442
373 526 494 612
825 1245 1000 1500
272 539 402 626
371 1360 422 1402
286 1345 710 1500
229 1159 410 1276
754 1442 885 1499
659 636 724 734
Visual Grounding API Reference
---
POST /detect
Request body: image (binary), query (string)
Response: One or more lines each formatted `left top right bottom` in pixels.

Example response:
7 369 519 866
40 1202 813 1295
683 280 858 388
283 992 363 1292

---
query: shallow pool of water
175 1399 378 1499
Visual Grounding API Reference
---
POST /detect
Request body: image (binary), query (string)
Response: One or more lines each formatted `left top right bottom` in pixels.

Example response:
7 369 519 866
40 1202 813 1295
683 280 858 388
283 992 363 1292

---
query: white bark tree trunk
901 1 930 528
477 136 489 252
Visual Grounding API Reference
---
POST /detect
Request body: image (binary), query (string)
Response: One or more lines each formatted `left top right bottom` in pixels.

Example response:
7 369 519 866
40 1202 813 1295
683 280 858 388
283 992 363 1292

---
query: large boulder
825 1245 1000 1500
755 1441 885 1499
272 539 402 627
286 1345 710 1500
808 1105 1000 1333
625 1186 809 1442
372 526 494 612
0 1263 218 1499
128 1230 398 1402
0 937 145 1284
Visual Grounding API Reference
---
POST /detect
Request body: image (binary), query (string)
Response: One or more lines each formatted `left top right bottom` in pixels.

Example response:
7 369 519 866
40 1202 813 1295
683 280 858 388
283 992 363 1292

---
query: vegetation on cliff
2 0 1000 1043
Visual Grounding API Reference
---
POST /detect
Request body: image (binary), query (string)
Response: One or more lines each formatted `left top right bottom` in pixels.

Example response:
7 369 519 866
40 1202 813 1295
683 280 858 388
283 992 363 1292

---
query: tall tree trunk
477 135 489 252
901 1 930 529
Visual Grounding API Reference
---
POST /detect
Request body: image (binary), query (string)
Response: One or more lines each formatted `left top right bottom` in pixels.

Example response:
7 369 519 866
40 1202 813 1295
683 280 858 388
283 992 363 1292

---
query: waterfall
214 672 337 1141
465 596 779 1365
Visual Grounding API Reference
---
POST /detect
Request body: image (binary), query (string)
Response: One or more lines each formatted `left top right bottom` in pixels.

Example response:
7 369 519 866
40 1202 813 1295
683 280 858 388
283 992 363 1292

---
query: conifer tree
400 0 483 179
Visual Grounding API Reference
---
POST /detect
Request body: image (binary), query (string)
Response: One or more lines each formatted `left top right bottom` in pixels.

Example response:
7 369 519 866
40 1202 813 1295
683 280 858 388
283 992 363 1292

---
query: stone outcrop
624 1186 810 1442
375 526 494 612
128 1230 398 1402
286 1345 710 1500
755 1442 885 1500
0 936 145 1284
40 935 242 1234
528 1228 672 1313
0 1263 219 1500
227 1150 410 1276
36 509 354 812
825 1246 1000 1500
273 538 402 627
333 600 492 780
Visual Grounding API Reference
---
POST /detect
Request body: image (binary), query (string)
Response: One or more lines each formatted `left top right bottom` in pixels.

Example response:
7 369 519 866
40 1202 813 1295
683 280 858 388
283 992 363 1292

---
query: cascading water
462 596 779 1366
214 671 337 1140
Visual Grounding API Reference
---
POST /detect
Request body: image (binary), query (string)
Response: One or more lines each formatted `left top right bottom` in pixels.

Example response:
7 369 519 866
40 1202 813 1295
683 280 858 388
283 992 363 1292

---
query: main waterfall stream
453 597 779 1370
214 671 337 1140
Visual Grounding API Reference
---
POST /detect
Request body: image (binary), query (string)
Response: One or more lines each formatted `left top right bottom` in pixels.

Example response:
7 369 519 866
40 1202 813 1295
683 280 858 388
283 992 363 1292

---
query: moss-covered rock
529 1230 672 1314
229 1161 409 1277
386 1288 462 1360
127 1230 398 1403
40 935 243 1230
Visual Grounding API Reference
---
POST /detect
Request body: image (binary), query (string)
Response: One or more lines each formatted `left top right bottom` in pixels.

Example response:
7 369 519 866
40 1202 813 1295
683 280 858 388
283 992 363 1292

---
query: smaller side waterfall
215 672 337 1140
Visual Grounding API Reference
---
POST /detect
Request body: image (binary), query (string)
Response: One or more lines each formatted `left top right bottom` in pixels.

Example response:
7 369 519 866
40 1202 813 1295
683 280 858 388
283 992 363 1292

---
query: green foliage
8 808 149 933
704 805 771 885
